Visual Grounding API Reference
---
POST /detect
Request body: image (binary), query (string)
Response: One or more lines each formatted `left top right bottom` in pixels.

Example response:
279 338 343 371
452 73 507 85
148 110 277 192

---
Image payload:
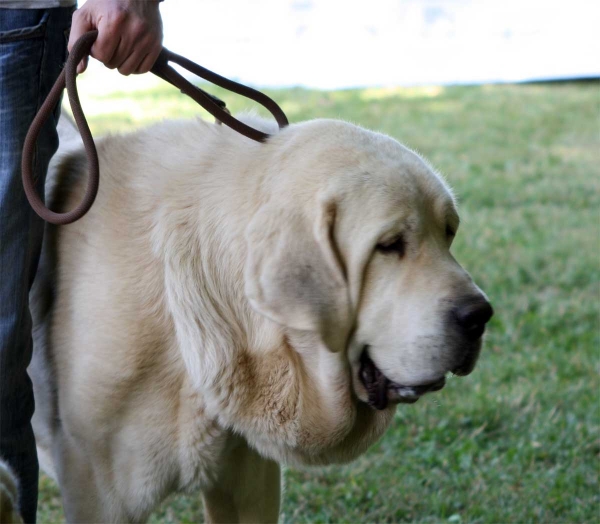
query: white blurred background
81 0 600 92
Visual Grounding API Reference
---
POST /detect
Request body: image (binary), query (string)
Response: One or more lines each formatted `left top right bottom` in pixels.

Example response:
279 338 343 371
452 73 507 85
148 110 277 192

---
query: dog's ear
245 196 352 352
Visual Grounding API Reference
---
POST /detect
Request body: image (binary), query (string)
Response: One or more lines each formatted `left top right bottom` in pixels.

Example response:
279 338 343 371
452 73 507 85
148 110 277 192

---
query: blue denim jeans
0 7 73 523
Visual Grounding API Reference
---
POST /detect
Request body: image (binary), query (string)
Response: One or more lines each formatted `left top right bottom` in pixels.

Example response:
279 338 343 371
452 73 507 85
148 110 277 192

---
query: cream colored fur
0 460 23 524
30 113 487 523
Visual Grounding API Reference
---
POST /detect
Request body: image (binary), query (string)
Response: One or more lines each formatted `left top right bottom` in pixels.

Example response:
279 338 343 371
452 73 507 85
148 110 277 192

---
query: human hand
68 0 163 75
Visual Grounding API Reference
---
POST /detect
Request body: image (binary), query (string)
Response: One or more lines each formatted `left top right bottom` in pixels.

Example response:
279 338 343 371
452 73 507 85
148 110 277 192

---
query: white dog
0 460 23 524
30 114 492 523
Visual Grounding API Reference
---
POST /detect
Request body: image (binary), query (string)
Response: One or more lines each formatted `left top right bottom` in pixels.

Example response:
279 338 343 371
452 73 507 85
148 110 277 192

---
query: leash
22 30 289 225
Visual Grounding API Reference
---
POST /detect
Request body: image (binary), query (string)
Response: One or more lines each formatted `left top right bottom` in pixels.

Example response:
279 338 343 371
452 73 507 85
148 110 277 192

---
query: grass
38 80 599 523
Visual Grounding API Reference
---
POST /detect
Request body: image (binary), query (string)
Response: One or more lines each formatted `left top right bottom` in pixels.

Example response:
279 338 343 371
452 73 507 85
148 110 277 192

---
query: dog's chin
355 348 446 411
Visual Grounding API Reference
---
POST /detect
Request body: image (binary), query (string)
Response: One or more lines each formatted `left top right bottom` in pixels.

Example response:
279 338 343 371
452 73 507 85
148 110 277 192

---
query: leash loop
22 30 289 225
22 31 99 225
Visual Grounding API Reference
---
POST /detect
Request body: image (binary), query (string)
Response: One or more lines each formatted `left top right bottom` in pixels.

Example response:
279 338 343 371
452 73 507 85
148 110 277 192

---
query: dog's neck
149 134 281 384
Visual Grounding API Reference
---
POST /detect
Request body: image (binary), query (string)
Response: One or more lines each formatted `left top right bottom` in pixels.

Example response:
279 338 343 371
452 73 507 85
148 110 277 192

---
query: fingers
77 56 89 74
117 49 145 76
68 8 94 73
112 25 163 75
131 39 163 75
89 16 120 69
68 0 163 76
135 45 162 75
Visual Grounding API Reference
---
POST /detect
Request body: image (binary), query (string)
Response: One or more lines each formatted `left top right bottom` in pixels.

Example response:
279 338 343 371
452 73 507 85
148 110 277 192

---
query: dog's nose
454 296 493 340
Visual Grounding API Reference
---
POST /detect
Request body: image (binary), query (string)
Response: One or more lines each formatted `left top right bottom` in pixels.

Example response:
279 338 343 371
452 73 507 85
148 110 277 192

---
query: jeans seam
32 13 50 185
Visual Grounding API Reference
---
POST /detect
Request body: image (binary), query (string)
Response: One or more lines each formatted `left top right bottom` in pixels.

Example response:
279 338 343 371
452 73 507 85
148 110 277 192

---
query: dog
30 113 493 523
0 460 23 524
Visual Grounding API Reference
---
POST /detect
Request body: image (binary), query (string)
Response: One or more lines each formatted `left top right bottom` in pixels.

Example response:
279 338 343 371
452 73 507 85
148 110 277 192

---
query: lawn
37 80 599 523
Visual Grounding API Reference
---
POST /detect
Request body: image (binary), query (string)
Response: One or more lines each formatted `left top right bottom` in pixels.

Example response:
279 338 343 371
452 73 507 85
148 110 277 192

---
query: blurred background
81 0 599 92
39 1 599 523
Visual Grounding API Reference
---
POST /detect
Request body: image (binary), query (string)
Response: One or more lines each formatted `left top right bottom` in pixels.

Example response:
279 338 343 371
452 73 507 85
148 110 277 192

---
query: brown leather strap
22 30 289 225
22 31 99 225
151 49 289 141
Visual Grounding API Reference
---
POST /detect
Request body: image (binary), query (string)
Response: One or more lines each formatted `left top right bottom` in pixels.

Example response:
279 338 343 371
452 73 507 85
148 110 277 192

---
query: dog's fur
30 114 489 522
0 460 22 524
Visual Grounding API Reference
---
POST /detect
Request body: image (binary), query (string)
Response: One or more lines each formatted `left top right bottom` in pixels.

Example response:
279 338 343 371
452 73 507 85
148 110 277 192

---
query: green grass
39 81 600 523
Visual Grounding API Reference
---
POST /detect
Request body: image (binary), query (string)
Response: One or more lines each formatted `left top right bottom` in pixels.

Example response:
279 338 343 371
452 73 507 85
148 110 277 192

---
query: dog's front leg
203 439 281 524
54 423 148 523
53 428 110 523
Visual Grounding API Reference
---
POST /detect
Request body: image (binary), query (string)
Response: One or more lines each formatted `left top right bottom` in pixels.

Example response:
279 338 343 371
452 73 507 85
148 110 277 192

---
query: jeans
0 7 73 523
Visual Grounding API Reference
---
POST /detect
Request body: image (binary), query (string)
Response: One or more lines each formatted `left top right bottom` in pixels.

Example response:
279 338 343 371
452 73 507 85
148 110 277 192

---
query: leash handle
22 30 289 225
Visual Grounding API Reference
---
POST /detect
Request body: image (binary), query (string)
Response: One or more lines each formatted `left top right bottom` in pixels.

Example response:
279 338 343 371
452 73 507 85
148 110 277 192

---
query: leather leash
22 30 289 225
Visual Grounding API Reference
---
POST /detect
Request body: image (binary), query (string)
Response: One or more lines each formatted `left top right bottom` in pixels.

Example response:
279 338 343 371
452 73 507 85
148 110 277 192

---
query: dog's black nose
454 296 494 340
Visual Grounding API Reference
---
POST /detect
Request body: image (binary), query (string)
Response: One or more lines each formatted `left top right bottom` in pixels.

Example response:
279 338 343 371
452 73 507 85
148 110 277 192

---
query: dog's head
245 119 492 413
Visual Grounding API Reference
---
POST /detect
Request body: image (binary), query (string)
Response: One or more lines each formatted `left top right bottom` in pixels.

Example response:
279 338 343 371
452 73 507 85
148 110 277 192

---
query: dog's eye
446 225 456 238
376 235 405 257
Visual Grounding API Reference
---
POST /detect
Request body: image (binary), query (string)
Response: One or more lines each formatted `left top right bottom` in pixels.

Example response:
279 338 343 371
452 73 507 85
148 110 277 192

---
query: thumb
68 10 94 74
